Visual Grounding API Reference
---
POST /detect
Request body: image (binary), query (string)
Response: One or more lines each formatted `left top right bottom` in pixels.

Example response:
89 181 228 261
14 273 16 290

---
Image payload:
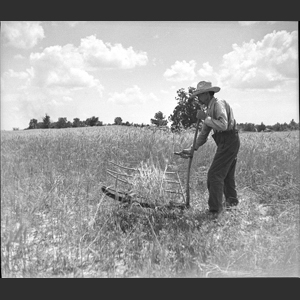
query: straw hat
189 81 220 99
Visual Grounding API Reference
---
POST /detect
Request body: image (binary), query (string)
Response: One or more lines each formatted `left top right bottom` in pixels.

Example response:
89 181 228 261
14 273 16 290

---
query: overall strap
223 100 236 131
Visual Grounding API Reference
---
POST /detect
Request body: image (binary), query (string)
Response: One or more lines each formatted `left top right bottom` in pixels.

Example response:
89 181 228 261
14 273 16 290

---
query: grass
1 126 299 277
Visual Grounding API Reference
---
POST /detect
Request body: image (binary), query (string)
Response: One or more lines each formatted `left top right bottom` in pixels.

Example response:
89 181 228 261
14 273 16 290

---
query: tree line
24 112 298 133
236 120 299 132
26 115 103 129
24 86 299 132
25 113 167 130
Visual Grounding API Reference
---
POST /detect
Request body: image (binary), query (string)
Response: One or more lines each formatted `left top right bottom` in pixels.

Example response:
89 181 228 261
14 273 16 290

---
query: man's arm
204 100 228 131
181 116 211 156
193 122 212 150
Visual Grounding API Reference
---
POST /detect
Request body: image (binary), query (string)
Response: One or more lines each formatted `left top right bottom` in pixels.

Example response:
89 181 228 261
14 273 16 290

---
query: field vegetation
1 126 299 277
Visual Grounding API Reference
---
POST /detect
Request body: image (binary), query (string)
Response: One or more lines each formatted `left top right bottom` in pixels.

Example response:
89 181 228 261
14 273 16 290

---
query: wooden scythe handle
185 112 202 208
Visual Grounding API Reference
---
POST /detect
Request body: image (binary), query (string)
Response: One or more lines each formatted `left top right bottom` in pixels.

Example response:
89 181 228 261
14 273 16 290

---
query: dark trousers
207 130 240 212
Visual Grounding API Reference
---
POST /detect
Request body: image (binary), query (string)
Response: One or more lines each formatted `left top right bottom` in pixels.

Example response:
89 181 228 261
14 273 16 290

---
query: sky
1 21 298 130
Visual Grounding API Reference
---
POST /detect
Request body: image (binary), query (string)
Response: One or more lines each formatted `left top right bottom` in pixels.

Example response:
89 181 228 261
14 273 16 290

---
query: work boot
225 197 239 211
205 209 224 221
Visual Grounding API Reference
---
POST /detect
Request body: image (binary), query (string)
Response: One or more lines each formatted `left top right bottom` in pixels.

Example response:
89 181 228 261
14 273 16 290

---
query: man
181 81 240 218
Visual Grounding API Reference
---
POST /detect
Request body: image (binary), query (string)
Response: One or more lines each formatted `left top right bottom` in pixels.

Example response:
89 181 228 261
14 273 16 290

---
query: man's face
197 92 209 105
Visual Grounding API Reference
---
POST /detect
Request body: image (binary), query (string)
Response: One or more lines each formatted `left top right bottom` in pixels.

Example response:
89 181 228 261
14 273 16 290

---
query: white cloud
4 35 148 100
29 44 103 94
79 35 148 69
218 30 298 90
4 69 30 79
62 96 73 102
2 21 45 49
164 60 196 82
197 62 214 78
51 99 64 106
108 85 156 105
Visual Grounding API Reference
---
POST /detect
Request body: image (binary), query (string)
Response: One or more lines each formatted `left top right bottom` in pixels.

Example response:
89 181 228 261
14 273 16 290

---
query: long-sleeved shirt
193 97 236 150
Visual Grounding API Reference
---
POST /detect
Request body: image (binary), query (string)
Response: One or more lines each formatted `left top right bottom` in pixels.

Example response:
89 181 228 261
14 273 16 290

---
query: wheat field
1 126 299 277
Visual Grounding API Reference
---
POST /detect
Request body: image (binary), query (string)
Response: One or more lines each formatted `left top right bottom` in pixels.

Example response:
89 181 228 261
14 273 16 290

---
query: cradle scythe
174 110 202 208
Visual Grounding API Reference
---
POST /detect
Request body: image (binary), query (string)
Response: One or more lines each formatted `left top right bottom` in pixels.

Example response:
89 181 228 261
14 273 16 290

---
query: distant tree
37 122 45 129
257 122 266 132
281 122 289 131
114 117 122 125
51 118 71 129
66 121 72 128
43 114 51 128
289 119 299 130
50 122 57 129
151 111 168 127
73 118 81 127
28 118 38 129
95 120 103 126
56 117 68 129
236 123 244 131
86 116 99 127
272 122 281 131
243 123 256 132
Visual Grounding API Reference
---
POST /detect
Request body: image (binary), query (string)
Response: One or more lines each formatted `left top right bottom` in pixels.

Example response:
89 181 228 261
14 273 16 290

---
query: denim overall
207 104 240 212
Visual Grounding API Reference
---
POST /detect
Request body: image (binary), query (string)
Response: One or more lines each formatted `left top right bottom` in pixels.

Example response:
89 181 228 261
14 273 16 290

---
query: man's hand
174 148 193 159
182 148 192 156
196 110 206 120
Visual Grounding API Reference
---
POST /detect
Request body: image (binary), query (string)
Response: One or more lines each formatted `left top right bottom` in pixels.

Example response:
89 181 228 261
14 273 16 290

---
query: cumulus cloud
2 21 45 49
108 85 157 105
4 69 30 80
79 35 148 69
29 44 103 95
164 60 196 82
197 62 214 78
3 34 148 106
218 30 298 90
